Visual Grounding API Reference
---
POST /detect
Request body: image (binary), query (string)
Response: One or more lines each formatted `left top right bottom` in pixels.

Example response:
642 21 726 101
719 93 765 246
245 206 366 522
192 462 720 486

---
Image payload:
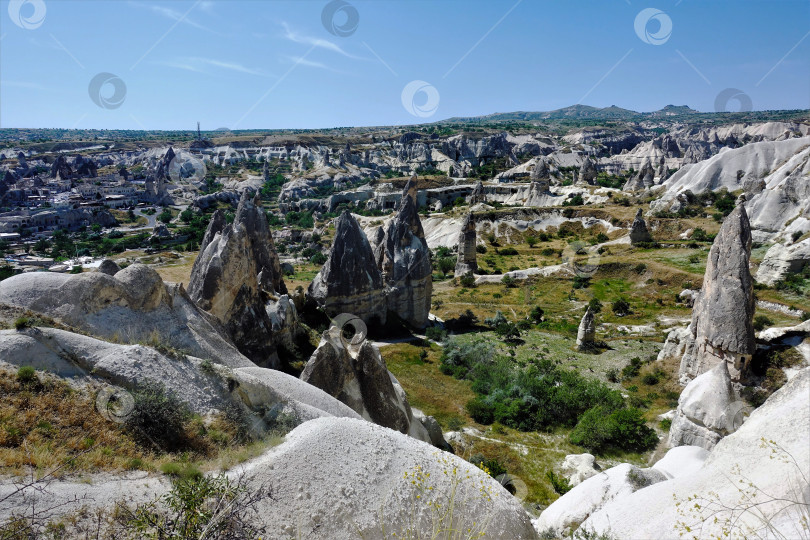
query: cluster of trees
440 337 657 454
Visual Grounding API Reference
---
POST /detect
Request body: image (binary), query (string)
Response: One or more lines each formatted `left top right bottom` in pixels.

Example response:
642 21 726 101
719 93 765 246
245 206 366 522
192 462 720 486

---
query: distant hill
442 104 806 126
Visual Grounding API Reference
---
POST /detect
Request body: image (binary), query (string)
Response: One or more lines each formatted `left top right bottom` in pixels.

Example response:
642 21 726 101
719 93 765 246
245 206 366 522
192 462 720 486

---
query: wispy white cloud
155 57 272 77
199 1 215 14
280 22 362 60
282 55 343 73
1 80 49 91
130 1 210 32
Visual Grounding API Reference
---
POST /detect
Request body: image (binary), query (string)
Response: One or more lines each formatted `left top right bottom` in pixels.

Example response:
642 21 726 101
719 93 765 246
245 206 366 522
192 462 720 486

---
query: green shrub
529 306 545 323
546 470 572 495
501 274 517 288
14 317 31 331
659 418 672 431
16 366 37 384
570 406 657 453
470 454 507 479
125 384 191 452
499 247 519 256
309 252 327 265
753 314 774 331
622 357 643 380
425 326 447 342
587 298 603 313
606 367 620 383
641 372 660 386
459 272 476 288
612 298 631 316
475 245 487 254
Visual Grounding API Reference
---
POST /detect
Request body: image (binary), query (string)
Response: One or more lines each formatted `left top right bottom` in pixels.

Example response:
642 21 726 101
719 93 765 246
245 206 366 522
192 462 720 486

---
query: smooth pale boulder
669 361 741 450
651 445 709 479
580 367 810 539
576 308 596 350
755 239 810 286
0 265 250 368
561 453 601 486
231 417 539 540
532 463 667 537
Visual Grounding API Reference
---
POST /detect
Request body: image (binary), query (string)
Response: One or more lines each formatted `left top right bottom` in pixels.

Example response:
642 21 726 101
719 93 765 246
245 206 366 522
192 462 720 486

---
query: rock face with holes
576 308 596 350
307 210 387 326
188 192 288 367
376 177 433 328
455 212 478 276
629 208 653 244
680 205 755 383
300 327 431 443
669 361 741 450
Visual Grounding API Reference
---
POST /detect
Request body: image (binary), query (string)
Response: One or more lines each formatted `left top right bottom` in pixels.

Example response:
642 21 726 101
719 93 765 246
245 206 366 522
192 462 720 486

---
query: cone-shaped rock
468 180 486 204
188 192 286 367
455 213 478 276
680 205 754 382
629 209 653 244
378 179 433 328
301 328 430 441
307 210 387 326
576 308 596 350
579 158 597 185
623 159 656 191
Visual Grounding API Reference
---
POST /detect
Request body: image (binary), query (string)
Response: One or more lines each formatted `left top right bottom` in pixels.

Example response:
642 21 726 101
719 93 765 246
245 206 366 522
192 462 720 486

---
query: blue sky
1 0 808 130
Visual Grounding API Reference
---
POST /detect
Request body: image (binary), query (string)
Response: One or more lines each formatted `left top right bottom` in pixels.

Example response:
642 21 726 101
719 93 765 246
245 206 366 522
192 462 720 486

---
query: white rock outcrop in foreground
233 417 539 540
579 367 810 539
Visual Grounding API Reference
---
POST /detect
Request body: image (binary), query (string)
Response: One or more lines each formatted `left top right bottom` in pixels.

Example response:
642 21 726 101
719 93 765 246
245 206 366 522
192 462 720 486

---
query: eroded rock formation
307 210 387 326
188 192 289 367
629 208 653 244
576 308 596 350
669 361 740 450
300 327 431 442
680 205 755 383
455 213 478 276
376 177 433 328
579 157 597 185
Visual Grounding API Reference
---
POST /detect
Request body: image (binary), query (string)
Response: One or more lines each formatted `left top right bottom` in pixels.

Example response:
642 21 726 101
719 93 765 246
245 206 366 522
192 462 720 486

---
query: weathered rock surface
755 239 810 285
579 367 810 539
532 463 667 537
300 327 431 443
454 213 477 275
188 192 288 367
233 417 539 539
623 159 655 191
307 210 387 326
96 259 120 276
579 157 597 185
629 208 653 244
468 180 486 204
377 177 433 328
681 205 755 382
576 308 596 350
669 361 741 450
561 453 601 487
657 325 695 363
0 265 250 367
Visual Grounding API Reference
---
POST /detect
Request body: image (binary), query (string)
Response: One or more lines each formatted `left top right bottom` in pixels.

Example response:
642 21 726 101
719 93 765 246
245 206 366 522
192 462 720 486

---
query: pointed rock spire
307 210 387 326
455 213 478 276
377 179 433 328
188 192 287 367
576 308 596 350
680 205 754 382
